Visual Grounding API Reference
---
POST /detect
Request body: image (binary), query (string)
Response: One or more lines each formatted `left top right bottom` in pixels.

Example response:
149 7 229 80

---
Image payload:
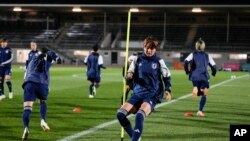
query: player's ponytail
195 38 205 51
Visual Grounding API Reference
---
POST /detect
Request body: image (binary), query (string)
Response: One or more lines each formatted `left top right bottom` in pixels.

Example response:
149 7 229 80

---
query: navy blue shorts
23 82 49 102
127 92 156 112
192 80 209 89
87 77 100 83
0 66 12 76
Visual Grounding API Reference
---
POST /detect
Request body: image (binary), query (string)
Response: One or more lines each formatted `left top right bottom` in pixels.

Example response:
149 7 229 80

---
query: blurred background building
0 0 250 71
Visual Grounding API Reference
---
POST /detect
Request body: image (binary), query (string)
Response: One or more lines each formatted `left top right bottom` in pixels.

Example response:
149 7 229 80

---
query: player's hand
57 58 62 64
165 91 172 101
126 72 133 79
211 71 216 77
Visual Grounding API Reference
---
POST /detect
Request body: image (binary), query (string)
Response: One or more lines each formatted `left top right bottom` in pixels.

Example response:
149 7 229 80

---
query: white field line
57 74 248 141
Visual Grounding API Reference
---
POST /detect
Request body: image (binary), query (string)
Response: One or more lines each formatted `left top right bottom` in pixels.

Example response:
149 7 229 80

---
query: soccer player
24 41 39 79
26 41 39 68
84 44 106 98
184 38 217 117
21 48 61 140
0 38 13 100
116 36 172 141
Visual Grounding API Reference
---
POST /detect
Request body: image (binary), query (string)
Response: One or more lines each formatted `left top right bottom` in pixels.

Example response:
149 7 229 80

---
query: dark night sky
0 0 248 5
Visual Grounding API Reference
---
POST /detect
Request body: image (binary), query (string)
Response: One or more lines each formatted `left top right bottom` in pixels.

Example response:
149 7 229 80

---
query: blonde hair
195 38 205 51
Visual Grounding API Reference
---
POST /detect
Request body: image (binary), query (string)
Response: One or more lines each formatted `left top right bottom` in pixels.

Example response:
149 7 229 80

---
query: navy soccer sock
199 95 207 112
0 78 4 95
89 83 94 95
0 80 3 95
40 100 47 121
116 108 133 138
132 109 146 141
23 106 32 128
6 80 12 93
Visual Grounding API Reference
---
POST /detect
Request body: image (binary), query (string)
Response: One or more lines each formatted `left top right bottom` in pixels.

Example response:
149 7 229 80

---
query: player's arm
208 54 217 77
1 50 13 66
126 56 137 79
184 53 193 75
47 51 61 64
159 59 172 101
159 59 171 92
84 55 88 65
98 55 106 69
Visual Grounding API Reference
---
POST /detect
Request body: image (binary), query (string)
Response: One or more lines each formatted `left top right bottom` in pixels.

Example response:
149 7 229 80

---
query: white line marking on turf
57 74 248 141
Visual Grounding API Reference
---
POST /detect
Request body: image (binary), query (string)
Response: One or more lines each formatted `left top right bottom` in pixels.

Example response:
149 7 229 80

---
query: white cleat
41 119 50 132
197 111 205 117
22 127 29 140
89 94 94 98
9 92 13 99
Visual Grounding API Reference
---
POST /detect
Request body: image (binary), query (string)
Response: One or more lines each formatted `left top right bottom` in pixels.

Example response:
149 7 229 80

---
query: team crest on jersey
152 63 157 69
139 63 142 66
5 50 9 53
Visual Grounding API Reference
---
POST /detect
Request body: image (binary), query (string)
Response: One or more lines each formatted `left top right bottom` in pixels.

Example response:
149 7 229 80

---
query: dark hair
1 38 8 42
143 36 159 49
40 47 49 54
93 44 99 52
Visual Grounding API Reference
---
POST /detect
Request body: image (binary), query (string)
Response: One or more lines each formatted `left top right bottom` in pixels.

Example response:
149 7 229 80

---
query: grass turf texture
0 65 249 141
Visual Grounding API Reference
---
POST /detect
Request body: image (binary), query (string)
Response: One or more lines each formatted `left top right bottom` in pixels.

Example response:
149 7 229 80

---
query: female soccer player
117 36 172 141
84 44 106 98
22 48 61 140
0 38 13 100
184 38 217 117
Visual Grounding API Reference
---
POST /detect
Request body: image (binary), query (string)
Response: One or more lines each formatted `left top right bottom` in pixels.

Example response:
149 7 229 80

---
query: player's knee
23 106 32 112
117 108 128 120
137 109 146 118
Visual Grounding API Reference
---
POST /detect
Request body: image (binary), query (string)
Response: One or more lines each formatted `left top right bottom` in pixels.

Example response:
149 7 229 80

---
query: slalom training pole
121 10 131 141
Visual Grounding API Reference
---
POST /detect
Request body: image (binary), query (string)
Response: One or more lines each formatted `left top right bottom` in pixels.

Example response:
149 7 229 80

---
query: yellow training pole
121 10 131 141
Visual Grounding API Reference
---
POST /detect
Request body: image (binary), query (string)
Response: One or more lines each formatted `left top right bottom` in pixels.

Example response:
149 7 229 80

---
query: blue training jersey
128 53 171 102
184 51 216 81
26 50 38 68
0 47 13 68
84 52 104 79
24 51 59 86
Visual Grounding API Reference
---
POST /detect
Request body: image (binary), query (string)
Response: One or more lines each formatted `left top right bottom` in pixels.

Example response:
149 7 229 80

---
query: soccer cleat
9 92 13 99
22 127 29 140
196 111 205 117
41 119 50 132
89 94 94 98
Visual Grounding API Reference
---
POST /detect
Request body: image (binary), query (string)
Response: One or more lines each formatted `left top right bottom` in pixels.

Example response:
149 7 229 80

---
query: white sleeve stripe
128 56 137 73
208 55 216 66
159 59 171 77
98 55 103 65
1 53 13 65
185 53 193 62
84 55 88 63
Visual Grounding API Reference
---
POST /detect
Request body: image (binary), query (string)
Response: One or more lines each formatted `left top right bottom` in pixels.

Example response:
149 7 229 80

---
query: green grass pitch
0 65 249 141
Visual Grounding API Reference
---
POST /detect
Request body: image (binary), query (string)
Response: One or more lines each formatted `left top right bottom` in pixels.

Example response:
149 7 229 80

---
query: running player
84 44 106 98
184 38 217 117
